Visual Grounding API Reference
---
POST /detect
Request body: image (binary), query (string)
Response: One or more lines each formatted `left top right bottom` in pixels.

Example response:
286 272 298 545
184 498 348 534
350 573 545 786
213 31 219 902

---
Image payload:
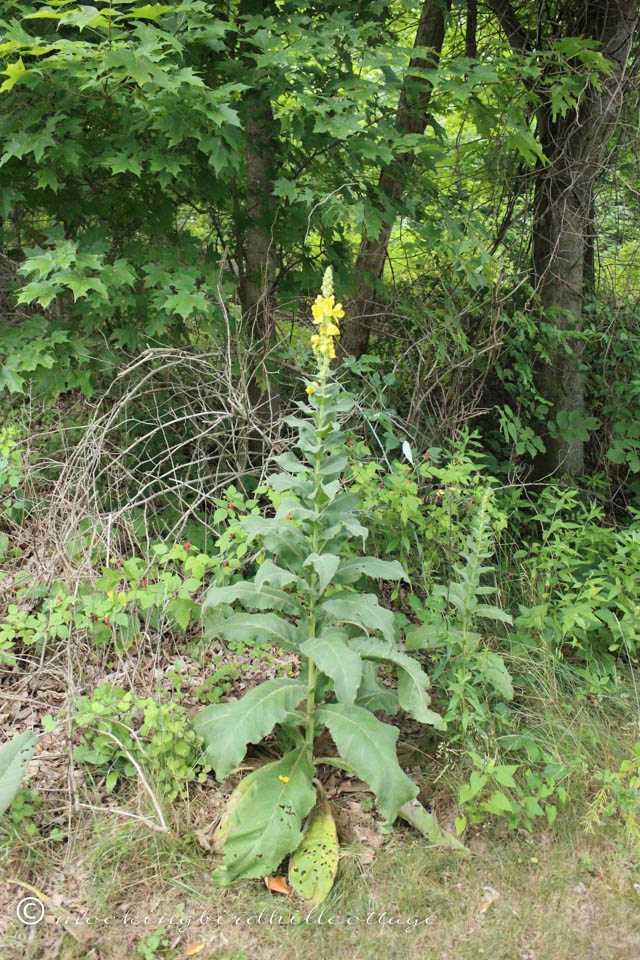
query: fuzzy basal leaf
289 787 339 904
0 730 37 817
213 748 316 884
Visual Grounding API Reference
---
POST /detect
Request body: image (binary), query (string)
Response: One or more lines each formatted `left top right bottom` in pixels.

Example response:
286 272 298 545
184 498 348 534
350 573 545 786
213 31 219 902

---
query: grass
2 820 639 960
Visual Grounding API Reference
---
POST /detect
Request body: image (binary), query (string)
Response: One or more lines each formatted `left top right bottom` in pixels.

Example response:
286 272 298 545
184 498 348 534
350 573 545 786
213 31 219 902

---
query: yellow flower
278 775 290 783
310 269 342 370
306 382 318 395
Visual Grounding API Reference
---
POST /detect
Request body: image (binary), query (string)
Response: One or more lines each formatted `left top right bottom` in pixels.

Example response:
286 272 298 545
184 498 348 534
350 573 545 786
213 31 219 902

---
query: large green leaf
349 637 445 729
212 775 254 854
334 556 407 584
193 678 307 780
289 787 339 904
214 747 316 883
355 661 400 714
303 552 341 593
272 451 310 473
299 629 362 704
267 473 315 497
254 559 301 590
203 582 300 615
203 612 300 651
320 592 395 643
241 516 309 564
0 730 36 817
275 497 318 522
316 703 417 824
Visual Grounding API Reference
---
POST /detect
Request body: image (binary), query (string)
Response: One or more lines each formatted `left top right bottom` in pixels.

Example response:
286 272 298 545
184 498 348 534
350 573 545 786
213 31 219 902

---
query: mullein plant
194 269 445 898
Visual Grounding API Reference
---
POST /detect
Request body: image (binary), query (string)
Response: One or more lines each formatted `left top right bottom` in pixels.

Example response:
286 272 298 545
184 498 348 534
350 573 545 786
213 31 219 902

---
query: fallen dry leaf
480 885 500 914
185 944 206 956
264 875 292 895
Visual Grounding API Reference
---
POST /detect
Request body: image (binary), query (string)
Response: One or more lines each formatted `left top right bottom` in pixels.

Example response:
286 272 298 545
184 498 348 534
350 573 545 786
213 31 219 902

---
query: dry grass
2 814 639 960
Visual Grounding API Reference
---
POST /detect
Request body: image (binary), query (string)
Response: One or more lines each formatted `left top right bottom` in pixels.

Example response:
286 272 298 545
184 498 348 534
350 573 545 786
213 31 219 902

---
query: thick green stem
304 379 327 757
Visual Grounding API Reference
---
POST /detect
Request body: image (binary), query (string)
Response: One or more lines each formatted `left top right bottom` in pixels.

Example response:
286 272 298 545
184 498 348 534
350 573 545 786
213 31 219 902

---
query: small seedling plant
194 270 444 895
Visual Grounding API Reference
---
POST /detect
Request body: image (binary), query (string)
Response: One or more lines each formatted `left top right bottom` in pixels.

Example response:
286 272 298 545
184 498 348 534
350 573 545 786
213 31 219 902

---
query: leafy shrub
512 487 640 678
73 685 210 802
584 741 640 841
0 507 255 665
455 747 569 835
406 487 513 738
0 426 25 531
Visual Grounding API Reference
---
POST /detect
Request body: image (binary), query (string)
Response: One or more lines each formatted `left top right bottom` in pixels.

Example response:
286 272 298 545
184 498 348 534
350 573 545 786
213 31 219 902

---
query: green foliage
0 427 26 530
455 749 569 835
137 927 169 960
513 488 640 674
407 486 513 737
0 521 256 664
584 742 640 842
73 684 210 802
0 730 37 817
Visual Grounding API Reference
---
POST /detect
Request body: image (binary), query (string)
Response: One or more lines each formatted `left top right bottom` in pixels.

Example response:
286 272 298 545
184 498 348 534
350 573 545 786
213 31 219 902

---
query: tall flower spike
310 267 342 379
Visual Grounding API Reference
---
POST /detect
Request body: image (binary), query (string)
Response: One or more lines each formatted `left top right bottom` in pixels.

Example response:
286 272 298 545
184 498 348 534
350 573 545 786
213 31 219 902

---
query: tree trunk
487 0 638 476
532 126 590 476
238 0 277 344
341 0 449 358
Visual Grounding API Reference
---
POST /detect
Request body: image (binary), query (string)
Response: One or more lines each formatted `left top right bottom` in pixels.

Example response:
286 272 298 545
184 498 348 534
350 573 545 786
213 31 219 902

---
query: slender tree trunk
341 0 449 358
238 0 277 344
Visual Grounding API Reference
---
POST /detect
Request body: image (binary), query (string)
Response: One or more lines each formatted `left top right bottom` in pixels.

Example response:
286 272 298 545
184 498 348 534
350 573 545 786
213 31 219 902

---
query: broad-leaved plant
193 269 444 889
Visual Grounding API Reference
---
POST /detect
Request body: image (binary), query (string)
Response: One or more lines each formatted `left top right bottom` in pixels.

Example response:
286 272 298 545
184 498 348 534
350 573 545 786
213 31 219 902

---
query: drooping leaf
316 703 417 824
241 516 309 564
254 559 301 590
303 552 341 593
398 799 468 852
349 637 445 729
355 661 400 714
320 593 395 643
299 629 362 704
203 581 300 615
289 787 339 904
213 747 316 883
334 556 407 585
203 611 300 651
476 651 514 700
193 679 307 780
0 730 37 816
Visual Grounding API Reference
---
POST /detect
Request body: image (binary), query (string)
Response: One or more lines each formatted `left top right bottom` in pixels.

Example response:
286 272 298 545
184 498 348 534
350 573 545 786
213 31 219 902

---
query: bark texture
341 0 449 359
238 0 277 344
488 0 638 475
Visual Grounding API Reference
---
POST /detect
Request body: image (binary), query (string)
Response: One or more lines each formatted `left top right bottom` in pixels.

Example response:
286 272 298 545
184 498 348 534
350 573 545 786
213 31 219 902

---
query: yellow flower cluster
310 293 344 370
